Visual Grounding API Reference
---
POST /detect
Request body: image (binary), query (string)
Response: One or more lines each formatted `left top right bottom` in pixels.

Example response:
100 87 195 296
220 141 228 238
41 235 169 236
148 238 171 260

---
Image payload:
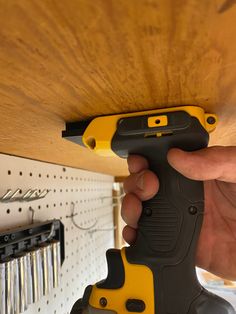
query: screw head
4 235 9 242
188 206 197 215
144 208 152 217
207 116 216 125
100 297 107 307
28 229 33 235
11 234 15 240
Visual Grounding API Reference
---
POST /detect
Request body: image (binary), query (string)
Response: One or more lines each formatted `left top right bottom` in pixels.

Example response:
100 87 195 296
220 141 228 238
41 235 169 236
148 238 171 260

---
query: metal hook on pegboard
100 182 125 204
28 206 56 243
100 193 125 202
66 202 116 233
66 202 98 230
29 206 36 224
0 188 51 203
88 225 117 235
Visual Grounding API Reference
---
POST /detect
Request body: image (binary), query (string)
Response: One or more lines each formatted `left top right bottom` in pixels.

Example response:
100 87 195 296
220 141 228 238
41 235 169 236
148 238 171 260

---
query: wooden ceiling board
0 0 236 176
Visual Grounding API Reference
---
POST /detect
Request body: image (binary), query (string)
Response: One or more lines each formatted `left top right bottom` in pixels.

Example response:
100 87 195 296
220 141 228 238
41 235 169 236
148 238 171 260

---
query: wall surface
0 153 115 314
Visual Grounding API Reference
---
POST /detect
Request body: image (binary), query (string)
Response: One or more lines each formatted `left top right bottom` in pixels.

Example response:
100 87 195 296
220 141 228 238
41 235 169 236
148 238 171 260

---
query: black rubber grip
138 161 204 256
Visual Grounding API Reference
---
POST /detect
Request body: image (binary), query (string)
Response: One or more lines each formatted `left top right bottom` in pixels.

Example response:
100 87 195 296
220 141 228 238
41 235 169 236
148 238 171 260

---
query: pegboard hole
6 209 10 214
8 170 11 175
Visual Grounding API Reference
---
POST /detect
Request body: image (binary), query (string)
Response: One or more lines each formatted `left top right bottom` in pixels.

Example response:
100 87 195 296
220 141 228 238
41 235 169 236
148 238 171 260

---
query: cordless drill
63 106 236 314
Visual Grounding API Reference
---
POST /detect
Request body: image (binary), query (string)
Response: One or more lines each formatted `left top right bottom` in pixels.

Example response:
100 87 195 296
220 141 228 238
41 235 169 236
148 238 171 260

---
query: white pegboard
0 153 115 314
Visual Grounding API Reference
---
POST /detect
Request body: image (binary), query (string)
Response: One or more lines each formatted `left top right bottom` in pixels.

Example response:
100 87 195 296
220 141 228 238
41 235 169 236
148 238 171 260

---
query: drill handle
128 148 205 263
124 116 209 313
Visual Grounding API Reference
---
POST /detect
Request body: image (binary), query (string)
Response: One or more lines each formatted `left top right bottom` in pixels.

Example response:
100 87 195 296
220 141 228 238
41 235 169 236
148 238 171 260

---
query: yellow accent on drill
82 106 217 157
89 248 155 313
148 115 168 128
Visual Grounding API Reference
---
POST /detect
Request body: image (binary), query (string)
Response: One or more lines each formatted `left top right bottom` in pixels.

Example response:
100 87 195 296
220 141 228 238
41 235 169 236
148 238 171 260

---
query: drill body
63 106 236 314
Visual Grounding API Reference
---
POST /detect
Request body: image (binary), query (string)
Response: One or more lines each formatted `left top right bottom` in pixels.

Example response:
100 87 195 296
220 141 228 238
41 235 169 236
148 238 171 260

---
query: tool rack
0 153 115 314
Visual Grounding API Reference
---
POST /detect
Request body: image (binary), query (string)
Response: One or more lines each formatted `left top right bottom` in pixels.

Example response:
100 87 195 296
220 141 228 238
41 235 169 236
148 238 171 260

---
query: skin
121 146 236 281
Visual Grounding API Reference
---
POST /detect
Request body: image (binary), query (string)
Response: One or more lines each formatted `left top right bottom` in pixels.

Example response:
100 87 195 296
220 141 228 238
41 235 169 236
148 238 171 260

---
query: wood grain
0 0 236 176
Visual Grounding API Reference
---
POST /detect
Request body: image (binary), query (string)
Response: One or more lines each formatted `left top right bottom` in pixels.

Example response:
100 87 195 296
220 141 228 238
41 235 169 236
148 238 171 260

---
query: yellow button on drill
148 115 168 128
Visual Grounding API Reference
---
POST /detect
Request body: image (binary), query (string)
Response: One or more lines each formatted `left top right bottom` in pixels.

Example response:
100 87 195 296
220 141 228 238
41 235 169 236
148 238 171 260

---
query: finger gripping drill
62 106 236 314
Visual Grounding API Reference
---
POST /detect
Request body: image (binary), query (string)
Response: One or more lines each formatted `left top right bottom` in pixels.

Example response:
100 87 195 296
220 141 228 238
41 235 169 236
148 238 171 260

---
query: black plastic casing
0 220 65 264
111 111 235 314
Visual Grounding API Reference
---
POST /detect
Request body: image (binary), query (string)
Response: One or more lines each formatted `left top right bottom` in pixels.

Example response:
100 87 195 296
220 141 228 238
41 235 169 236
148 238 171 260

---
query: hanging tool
63 106 236 314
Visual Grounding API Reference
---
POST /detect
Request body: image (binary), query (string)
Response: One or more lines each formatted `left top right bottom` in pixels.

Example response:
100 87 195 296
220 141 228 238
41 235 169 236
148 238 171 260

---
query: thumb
167 146 236 183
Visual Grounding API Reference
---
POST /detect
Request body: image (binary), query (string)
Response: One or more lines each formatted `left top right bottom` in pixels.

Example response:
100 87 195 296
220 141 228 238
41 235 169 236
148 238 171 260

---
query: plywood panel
0 0 235 176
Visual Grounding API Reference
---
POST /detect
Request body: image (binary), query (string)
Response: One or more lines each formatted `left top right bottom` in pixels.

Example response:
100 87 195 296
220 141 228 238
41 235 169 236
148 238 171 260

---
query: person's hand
121 146 236 280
